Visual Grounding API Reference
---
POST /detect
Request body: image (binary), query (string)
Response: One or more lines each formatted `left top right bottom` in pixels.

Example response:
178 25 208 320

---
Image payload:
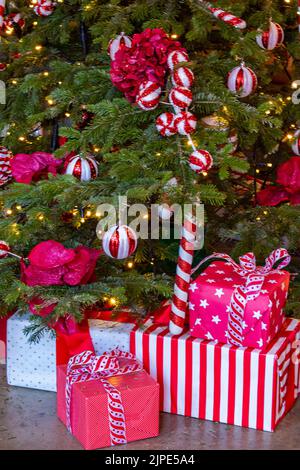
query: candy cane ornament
169 213 197 335
197 1 247 30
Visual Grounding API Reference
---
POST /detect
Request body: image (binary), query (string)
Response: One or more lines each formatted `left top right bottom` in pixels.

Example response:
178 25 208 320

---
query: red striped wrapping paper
130 317 300 432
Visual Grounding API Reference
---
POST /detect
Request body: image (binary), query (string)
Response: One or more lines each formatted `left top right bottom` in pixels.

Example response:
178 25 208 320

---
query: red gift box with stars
188 258 290 350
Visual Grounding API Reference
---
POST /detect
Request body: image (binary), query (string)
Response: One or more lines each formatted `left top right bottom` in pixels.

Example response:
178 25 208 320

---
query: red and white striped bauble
208 7 247 29
227 64 257 98
169 87 192 109
0 146 12 187
4 13 25 32
158 204 173 220
256 22 284 50
201 115 238 153
34 0 56 17
64 154 98 181
0 241 10 259
156 112 176 137
108 32 132 61
102 224 137 259
0 62 6 71
171 67 194 88
291 129 300 155
136 81 161 110
188 150 213 173
174 111 197 135
167 50 189 71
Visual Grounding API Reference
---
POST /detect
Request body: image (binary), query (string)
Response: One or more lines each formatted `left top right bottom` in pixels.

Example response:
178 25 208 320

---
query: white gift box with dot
6 313 134 392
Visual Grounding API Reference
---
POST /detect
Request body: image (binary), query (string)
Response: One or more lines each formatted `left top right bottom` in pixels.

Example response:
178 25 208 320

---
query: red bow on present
192 248 291 347
65 349 142 446
257 157 300 206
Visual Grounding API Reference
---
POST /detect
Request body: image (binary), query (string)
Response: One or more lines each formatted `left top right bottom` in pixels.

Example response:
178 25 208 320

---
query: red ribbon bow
66 349 142 446
192 248 290 347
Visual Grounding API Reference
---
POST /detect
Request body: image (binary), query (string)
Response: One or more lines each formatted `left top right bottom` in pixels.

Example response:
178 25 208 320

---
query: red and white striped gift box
130 317 300 432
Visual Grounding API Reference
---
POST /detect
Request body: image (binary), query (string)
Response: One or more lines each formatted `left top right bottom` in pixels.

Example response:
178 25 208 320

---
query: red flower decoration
11 152 62 184
21 240 101 287
257 156 300 206
110 28 186 102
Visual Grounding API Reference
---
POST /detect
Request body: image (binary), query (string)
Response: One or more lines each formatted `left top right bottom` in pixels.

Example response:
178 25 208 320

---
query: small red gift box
57 349 159 450
189 250 290 349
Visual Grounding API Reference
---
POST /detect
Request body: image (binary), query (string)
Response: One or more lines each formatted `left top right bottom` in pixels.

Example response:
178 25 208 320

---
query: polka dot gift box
6 313 135 392
188 249 290 350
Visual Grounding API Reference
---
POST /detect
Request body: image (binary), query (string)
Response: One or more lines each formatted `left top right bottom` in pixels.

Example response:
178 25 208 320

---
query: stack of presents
2 249 300 449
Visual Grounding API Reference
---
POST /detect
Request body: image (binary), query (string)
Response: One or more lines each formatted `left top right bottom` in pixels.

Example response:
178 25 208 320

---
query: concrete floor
0 366 300 450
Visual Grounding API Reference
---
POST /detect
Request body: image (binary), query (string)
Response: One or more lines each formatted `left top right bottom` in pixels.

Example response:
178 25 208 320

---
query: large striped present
130 317 300 432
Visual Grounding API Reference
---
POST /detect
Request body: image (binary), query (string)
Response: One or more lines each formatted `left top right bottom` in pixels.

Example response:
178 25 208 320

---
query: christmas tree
1 0 300 339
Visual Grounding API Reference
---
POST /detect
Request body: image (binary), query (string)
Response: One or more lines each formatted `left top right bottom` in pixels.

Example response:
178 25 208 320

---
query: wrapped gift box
6 312 134 392
189 259 290 349
57 356 160 449
130 317 300 432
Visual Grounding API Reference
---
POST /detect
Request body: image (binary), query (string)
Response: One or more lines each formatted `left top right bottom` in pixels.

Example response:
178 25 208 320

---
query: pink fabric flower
21 240 101 287
110 28 186 102
11 152 62 184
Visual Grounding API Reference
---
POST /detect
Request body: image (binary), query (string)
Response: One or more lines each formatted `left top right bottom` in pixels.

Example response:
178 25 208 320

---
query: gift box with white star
189 255 290 350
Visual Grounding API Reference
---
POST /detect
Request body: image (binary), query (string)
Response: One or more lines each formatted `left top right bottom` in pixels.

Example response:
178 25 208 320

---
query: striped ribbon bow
66 349 142 446
192 248 291 347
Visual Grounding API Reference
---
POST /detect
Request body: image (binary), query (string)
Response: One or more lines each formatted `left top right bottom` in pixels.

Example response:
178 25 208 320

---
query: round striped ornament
171 67 194 88
156 112 176 137
64 154 98 181
4 13 25 32
201 115 238 153
0 240 10 259
108 32 132 61
34 0 56 17
167 50 189 71
227 64 257 98
102 224 137 259
173 111 197 135
0 146 12 186
169 86 192 109
256 22 284 50
136 81 161 111
291 129 300 156
0 62 6 71
188 149 213 173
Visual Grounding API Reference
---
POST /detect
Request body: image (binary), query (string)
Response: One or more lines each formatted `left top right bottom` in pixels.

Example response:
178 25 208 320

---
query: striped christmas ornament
227 64 257 98
64 154 98 181
171 67 194 88
173 111 197 135
34 0 56 17
0 62 7 71
136 81 161 111
291 129 300 155
156 112 176 137
102 225 137 259
108 32 132 61
4 13 25 32
208 7 247 30
256 22 284 50
0 146 12 186
0 240 10 259
169 87 192 109
167 50 189 71
0 0 4 29
188 149 213 173
201 115 238 153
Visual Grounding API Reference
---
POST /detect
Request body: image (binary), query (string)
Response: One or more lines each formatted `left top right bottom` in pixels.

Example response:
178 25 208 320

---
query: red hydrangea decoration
257 157 300 206
11 152 62 184
110 28 186 103
21 240 101 287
